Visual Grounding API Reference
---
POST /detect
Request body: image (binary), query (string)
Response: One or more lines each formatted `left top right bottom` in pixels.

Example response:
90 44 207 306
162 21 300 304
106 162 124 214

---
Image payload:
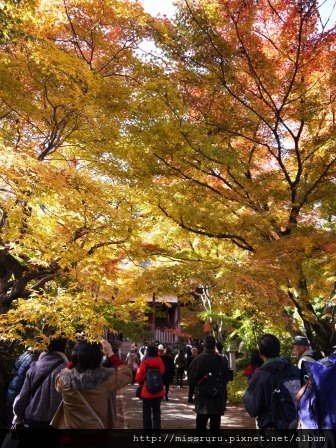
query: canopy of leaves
1 0 336 351
123 0 336 351
0 0 155 347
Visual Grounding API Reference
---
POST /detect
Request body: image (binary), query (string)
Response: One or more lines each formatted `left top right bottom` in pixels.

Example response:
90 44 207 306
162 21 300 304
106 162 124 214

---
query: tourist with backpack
295 349 336 448
187 335 229 448
136 345 165 438
296 348 336 430
243 334 300 446
293 335 321 386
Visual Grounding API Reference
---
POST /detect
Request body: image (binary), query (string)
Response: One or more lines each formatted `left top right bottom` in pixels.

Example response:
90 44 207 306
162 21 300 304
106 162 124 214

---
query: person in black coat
188 335 229 447
6 348 38 424
160 347 175 401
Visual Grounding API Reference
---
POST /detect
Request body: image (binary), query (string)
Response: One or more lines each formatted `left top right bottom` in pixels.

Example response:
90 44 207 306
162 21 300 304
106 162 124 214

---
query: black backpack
146 365 163 394
262 362 301 429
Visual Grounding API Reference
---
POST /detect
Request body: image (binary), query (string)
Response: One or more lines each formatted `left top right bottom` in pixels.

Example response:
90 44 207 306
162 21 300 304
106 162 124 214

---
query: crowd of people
5 337 131 448
2 335 230 447
2 333 334 448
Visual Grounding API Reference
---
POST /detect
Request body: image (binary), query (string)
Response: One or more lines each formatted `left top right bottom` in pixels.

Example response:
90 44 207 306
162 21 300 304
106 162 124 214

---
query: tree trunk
288 268 335 353
0 249 60 314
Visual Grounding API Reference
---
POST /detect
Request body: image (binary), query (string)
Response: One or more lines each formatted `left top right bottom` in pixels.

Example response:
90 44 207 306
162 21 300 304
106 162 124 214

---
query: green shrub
227 370 248 404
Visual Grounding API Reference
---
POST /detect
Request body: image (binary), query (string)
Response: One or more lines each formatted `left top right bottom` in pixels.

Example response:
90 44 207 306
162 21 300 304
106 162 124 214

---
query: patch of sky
318 0 336 31
140 0 336 27
141 0 176 19
136 0 177 62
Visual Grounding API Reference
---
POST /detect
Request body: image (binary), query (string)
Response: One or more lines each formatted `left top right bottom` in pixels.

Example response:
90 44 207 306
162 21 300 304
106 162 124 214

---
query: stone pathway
117 384 256 430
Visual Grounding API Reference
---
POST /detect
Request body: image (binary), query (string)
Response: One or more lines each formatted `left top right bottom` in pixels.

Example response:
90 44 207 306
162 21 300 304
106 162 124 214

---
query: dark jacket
174 353 186 369
243 358 300 429
160 354 175 386
188 350 229 415
187 354 197 369
13 351 68 424
7 349 38 408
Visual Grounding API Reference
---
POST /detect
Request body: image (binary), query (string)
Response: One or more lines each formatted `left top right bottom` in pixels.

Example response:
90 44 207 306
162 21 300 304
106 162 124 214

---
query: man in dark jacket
188 335 229 447
243 334 300 441
160 346 175 401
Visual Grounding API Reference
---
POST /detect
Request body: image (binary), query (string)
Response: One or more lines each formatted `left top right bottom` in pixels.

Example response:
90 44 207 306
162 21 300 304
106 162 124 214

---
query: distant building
147 294 180 344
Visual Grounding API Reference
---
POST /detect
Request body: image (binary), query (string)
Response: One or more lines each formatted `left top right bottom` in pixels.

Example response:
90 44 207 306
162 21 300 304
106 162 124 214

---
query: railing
153 329 179 343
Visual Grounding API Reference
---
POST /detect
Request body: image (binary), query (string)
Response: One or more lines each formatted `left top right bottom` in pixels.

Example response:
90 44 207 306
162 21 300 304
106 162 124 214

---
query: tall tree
126 0 336 351
0 0 151 343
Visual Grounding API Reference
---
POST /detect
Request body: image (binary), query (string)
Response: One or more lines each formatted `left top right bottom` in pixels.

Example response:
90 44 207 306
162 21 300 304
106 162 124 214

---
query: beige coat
51 364 132 429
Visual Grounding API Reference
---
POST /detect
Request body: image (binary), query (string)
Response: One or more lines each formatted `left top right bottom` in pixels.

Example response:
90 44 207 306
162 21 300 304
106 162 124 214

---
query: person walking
136 345 165 438
174 349 186 390
51 339 132 448
188 335 229 447
160 346 175 401
12 337 68 448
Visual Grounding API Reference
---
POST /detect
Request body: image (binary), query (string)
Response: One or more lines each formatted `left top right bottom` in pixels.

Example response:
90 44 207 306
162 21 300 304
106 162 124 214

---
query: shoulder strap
75 388 106 429
295 381 309 402
31 359 64 398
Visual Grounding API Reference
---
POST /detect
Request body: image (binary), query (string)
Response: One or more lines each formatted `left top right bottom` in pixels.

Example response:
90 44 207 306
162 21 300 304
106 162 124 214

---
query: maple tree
1 0 336 353
0 0 153 347
124 0 336 352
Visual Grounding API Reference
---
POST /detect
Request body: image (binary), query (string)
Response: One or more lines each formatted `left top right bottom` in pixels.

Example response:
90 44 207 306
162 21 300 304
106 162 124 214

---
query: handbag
135 384 143 399
0 428 19 448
